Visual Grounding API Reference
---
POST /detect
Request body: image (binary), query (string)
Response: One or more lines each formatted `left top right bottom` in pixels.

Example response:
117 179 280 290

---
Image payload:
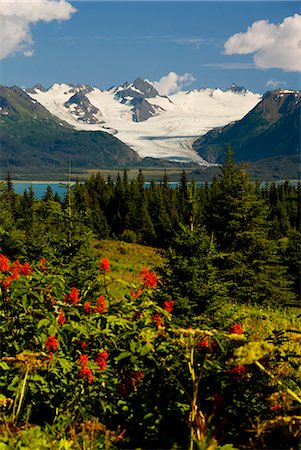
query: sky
0 1 300 94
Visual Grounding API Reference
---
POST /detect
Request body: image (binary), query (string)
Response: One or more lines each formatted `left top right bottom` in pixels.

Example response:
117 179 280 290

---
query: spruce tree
160 225 226 321
204 151 295 306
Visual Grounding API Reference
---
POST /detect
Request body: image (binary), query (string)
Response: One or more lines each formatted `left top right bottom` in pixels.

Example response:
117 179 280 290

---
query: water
13 182 70 199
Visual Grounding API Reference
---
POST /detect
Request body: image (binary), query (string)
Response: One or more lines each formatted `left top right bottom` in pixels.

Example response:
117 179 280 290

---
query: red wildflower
152 313 162 327
1 275 15 289
45 336 59 353
79 354 89 367
95 350 109 370
228 365 247 379
21 262 33 276
140 266 157 288
64 287 79 305
10 260 22 278
198 337 210 351
96 295 107 313
0 254 9 272
81 342 88 351
79 366 93 384
130 288 142 299
84 301 93 315
57 309 66 326
40 258 47 270
228 324 244 335
130 370 144 383
99 257 110 272
271 403 282 412
163 300 174 313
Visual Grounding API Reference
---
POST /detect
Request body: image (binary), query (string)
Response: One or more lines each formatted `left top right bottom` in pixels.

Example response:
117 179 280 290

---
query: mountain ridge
192 89 301 164
0 85 140 176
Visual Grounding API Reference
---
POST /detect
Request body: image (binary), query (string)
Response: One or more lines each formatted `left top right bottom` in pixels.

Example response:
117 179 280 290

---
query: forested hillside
0 155 300 449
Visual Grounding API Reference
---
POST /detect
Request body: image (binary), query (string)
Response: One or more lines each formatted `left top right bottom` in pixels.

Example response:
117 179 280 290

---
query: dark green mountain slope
0 86 140 176
193 90 301 165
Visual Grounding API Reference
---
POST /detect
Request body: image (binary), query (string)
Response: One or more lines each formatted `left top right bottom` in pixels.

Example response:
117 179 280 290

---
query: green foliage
1 252 300 449
159 225 227 320
0 160 300 449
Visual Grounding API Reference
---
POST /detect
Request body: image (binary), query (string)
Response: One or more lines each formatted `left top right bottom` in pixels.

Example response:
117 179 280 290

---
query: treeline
0 154 300 307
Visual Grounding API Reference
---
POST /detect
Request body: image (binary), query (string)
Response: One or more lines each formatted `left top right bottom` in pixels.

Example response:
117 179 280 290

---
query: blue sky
0 1 300 93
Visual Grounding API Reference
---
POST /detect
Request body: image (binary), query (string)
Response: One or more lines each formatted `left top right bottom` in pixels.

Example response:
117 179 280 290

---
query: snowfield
29 83 261 164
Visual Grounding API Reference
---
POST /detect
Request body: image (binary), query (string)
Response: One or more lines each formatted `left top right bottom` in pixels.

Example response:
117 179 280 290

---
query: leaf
130 341 136 353
37 318 50 329
140 343 153 356
143 412 154 420
115 351 132 362
0 361 10 370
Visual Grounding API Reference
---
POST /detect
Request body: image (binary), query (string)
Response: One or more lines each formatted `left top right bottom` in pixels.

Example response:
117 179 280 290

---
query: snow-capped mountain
27 79 261 164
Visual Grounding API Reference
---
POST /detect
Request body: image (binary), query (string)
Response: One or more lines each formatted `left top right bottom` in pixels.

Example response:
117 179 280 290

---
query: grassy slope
93 239 165 298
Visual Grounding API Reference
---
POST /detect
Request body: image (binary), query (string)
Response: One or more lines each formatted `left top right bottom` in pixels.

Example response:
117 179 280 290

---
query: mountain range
0 78 300 179
26 79 261 163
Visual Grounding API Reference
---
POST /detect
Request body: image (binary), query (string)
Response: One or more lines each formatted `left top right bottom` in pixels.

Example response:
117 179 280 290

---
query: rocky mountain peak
227 83 247 94
131 78 159 98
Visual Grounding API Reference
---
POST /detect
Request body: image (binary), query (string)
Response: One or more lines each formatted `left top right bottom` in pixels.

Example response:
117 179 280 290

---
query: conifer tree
204 151 295 306
160 225 226 321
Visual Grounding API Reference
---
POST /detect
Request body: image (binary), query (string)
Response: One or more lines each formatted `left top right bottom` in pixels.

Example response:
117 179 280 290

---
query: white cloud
0 0 76 59
266 79 287 89
152 72 196 95
224 14 301 72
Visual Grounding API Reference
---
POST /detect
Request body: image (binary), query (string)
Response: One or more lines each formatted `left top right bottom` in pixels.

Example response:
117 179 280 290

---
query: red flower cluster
130 288 142 299
228 324 244 335
81 341 88 351
79 366 94 384
140 266 157 288
84 301 93 315
228 365 247 379
45 336 59 353
78 354 93 383
163 300 174 313
270 403 282 412
64 287 79 305
57 309 66 326
82 296 107 314
40 257 47 271
79 353 89 367
96 295 107 313
0 254 9 272
21 262 33 276
1 258 33 288
152 313 162 327
130 370 144 383
99 257 110 272
198 337 210 351
96 350 109 371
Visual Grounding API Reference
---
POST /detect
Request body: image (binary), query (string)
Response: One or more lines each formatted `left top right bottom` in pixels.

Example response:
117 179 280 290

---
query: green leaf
140 343 153 356
0 361 10 370
115 351 132 362
130 341 136 353
37 318 50 329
